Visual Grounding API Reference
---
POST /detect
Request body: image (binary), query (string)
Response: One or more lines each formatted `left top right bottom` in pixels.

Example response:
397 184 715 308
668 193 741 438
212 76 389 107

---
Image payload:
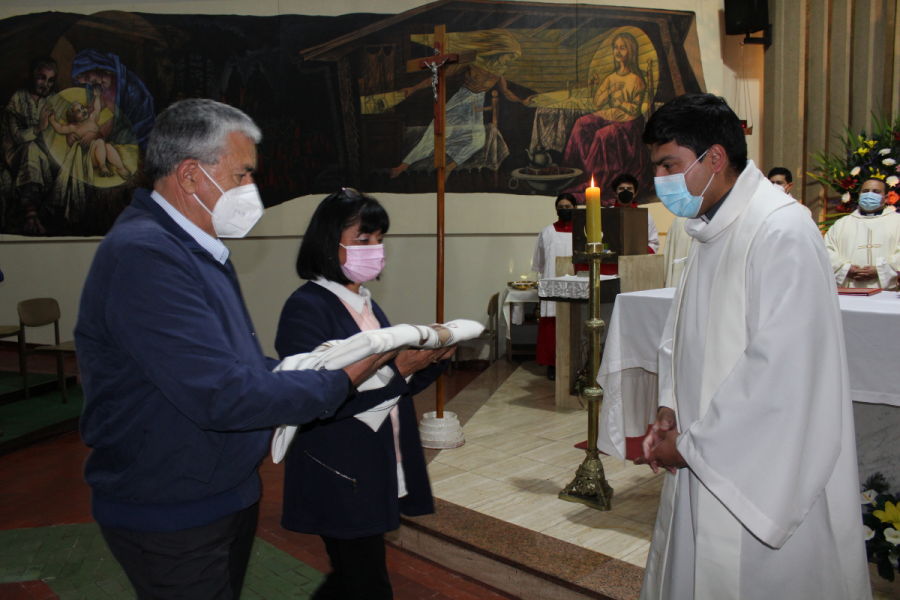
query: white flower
887 176 900 187
885 528 900 545
863 489 878 505
851 166 861 176
884 158 897 166
864 525 876 541
842 193 851 204
881 148 892 155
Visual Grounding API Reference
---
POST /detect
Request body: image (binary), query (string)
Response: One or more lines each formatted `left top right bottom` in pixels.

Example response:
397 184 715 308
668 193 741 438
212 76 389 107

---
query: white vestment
662 217 692 288
532 223 572 317
824 209 900 290
641 162 870 600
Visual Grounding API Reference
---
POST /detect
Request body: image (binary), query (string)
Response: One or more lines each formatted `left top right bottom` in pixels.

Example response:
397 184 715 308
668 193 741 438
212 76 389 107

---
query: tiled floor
429 362 663 569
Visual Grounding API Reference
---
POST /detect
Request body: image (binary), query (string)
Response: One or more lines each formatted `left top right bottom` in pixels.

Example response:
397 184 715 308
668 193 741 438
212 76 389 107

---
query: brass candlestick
559 241 614 511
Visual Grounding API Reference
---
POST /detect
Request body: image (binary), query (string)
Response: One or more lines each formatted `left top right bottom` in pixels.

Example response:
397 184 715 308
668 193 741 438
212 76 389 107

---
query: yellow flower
873 172 886 180
873 501 900 527
857 147 870 156
867 140 877 148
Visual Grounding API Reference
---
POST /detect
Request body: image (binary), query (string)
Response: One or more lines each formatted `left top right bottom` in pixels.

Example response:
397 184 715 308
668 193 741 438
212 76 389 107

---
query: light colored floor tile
426 461 467 484
519 440 586 469
472 456 571 489
607 461 662 489
621 543 651 567
465 428 557 455
609 485 662 525
639 472 667 492
433 442 513 472
461 420 503 438
474 487 585 531
431 472 521 509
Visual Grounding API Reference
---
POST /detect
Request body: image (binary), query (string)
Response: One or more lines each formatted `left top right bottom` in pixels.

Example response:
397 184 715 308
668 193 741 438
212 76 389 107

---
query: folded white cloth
271 319 484 463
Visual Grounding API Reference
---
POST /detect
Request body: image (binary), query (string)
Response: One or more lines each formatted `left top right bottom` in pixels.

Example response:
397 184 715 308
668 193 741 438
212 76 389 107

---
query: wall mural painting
0 2 705 237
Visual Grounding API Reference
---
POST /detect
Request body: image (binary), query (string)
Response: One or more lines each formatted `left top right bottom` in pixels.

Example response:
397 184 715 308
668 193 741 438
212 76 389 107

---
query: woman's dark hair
610 173 639 193
296 188 389 284
555 193 577 207
642 93 747 177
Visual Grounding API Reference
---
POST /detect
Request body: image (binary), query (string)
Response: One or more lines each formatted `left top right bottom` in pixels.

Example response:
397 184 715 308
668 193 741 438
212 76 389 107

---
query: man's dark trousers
100 503 259 599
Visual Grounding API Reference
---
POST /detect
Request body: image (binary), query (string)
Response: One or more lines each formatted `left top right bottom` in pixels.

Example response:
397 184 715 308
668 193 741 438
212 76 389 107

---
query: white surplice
532 223 572 317
824 208 900 290
647 211 660 254
641 162 871 600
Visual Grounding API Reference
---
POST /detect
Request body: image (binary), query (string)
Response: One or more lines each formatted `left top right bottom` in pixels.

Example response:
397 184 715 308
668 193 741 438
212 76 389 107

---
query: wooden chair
17 298 76 403
474 293 500 364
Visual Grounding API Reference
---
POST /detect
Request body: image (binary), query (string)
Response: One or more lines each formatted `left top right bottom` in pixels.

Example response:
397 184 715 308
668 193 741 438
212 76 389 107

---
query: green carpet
0 371 58 395
0 385 84 442
0 524 325 599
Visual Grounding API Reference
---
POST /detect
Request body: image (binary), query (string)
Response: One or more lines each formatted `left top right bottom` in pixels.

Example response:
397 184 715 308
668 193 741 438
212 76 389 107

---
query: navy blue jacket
275 282 443 539
76 189 354 533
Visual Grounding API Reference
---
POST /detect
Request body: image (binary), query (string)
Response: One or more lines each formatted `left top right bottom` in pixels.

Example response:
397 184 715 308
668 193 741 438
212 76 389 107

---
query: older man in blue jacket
75 99 392 600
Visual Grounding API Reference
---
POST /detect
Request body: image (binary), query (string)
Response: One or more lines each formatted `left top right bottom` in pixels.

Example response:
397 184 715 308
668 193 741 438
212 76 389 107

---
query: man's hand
394 345 456 378
634 407 686 474
341 350 400 388
848 265 877 281
36 105 52 134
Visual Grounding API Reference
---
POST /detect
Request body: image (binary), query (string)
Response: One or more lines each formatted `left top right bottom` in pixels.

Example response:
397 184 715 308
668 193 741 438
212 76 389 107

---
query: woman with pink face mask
275 188 454 599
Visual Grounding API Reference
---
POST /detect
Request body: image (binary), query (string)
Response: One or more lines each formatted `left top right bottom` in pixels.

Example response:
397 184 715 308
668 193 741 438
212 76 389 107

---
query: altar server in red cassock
533 193 575 380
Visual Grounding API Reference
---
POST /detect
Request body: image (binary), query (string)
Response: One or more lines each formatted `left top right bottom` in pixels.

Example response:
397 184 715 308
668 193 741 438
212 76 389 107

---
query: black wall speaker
724 0 769 35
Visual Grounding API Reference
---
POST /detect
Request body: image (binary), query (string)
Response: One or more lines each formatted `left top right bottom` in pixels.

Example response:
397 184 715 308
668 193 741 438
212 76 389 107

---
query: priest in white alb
635 94 870 600
824 176 900 290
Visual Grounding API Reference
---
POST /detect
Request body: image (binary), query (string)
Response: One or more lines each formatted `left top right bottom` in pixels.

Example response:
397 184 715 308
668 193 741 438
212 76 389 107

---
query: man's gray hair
145 99 262 184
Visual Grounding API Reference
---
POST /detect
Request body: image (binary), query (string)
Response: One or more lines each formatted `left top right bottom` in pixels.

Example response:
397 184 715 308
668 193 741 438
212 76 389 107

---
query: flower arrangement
809 115 900 231
861 472 900 581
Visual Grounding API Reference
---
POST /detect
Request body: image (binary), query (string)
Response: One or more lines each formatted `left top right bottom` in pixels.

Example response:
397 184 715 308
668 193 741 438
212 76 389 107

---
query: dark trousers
100 503 259 600
313 534 392 600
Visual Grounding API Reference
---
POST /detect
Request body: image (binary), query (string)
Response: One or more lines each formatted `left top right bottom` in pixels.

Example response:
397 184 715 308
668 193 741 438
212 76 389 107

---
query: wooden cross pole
406 25 474 419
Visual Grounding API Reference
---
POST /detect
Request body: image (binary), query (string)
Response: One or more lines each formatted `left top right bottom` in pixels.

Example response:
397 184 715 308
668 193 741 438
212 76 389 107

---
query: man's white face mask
193 164 264 238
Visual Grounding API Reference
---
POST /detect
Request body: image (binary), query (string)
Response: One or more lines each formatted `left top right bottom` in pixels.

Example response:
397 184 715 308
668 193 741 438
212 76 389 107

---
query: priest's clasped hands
634 407 688 474
847 264 877 282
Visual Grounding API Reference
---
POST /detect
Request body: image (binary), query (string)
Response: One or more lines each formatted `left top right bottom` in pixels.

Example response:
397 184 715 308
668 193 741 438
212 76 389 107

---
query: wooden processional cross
406 26 475 418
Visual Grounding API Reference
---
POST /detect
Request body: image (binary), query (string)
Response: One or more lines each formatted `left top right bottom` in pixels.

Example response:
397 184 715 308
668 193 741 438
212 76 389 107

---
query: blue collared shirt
150 190 229 264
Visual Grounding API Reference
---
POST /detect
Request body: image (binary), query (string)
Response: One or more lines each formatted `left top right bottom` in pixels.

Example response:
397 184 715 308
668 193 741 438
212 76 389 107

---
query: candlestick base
558 451 614 511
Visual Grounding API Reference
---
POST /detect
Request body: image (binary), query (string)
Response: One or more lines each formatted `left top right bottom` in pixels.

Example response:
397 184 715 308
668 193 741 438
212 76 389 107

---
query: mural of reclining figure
48 85 131 180
271 319 484 463
390 29 533 181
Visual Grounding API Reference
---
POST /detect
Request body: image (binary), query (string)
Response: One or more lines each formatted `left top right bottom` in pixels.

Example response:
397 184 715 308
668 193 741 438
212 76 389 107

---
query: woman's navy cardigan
275 281 445 539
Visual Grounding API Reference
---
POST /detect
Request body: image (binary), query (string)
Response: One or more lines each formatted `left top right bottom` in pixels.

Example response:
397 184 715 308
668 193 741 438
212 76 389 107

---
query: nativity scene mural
0 1 705 237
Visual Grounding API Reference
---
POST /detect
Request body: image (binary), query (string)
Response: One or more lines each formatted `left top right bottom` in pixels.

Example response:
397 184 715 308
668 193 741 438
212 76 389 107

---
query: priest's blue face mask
858 191 884 212
654 149 716 219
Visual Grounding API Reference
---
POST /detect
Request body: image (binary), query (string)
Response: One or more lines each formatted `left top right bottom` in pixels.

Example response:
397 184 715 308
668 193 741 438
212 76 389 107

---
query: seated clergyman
824 177 900 289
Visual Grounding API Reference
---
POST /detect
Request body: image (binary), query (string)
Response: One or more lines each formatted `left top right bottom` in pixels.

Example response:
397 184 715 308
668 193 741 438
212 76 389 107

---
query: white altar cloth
597 287 900 460
537 274 618 300
500 287 540 339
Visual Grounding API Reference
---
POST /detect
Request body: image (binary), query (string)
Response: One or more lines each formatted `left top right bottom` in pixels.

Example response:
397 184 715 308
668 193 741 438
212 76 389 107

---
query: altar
596 287 900 485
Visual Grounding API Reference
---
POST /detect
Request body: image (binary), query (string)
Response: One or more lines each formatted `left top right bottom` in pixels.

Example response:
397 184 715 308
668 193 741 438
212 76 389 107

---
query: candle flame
590 175 595 188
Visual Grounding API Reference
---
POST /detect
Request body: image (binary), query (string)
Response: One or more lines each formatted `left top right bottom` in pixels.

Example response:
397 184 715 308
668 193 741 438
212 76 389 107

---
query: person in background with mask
766 166 793 195
532 193 576 380
75 100 394 600
610 173 660 253
636 93 869 600
825 176 900 290
275 189 453 599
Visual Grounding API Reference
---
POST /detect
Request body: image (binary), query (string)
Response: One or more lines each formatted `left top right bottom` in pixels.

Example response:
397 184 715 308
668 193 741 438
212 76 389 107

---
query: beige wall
0 0 758 357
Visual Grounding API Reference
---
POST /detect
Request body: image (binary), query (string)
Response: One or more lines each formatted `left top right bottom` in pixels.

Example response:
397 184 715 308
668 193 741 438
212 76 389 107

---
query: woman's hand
395 346 456 378
342 350 400 388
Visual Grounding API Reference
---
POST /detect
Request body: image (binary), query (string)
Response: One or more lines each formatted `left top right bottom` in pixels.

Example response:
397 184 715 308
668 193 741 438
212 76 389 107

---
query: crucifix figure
402 25 474 418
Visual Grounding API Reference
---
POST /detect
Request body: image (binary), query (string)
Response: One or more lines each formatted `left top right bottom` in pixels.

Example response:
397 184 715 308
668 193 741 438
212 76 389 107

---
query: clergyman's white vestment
532 223 572 317
641 162 871 600
824 208 900 290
